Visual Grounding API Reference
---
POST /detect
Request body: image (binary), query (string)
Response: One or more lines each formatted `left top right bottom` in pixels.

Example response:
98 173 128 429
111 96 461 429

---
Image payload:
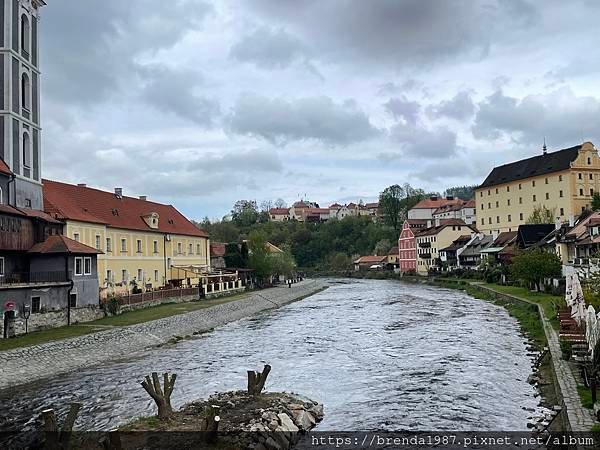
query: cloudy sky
39 0 600 219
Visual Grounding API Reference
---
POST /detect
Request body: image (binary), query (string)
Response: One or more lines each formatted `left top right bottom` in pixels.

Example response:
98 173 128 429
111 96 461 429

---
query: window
106 270 113 284
579 173 583 180
588 157 592 165
74 257 83 276
533 195 536 201
0 186 2 204
560 208 564 216
177 242 183 254
69 293 77 308
488 190 490 196
121 238 127 252
73 233 80 242
21 14 30 54
153 240 158 254
137 269 143 282
559 190 563 198
137 239 142 253
122 269 127 282
197 244 201 255
532 180 536 187
507 199 511 206
580 188 584 196
545 178 548 184
106 237 112 252
83 257 92 275
481 204 484 210
590 174 594 180
518 183 522 190
95 235 101 250
495 188 498 194
25 198 31 208
0 257 4 278
21 73 30 110
22 132 31 168
508 215 512 222
519 197 523 204
592 188 595 196
480 192 483 198
481 218 484 226
488 202 491 209
519 213 524 221
545 193 550 200
559 175 563 182
496 216 500 223
154 270 159 282
507 186 510 192
495 201 499 208
31 296 40 313
189 243 193 254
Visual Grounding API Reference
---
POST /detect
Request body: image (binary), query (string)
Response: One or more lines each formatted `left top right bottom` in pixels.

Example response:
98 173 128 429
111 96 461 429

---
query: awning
479 247 505 254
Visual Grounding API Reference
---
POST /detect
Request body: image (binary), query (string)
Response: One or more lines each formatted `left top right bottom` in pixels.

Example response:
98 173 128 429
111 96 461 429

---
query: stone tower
0 0 45 210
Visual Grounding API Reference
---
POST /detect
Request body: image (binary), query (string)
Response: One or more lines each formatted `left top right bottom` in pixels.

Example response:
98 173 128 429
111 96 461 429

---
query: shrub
105 297 121 316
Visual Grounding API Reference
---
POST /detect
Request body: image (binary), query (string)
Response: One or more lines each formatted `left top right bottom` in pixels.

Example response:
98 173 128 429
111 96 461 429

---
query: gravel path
0 280 326 391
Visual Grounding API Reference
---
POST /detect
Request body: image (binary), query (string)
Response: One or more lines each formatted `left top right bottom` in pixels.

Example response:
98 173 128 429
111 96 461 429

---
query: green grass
94 294 247 327
480 283 562 324
577 385 594 409
0 324 99 351
0 294 249 352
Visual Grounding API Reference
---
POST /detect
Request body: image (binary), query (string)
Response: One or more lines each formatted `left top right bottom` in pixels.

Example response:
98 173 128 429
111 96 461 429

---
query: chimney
114 187 123 197
139 195 147 201
77 183 86 188
543 138 547 155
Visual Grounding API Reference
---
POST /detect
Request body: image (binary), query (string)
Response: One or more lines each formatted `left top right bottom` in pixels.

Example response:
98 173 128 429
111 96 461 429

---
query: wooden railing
112 287 198 305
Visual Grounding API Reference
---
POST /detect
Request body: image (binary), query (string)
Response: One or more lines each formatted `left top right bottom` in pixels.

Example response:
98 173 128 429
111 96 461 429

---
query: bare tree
247 364 272 395
141 372 177 420
274 198 287 209
41 402 82 450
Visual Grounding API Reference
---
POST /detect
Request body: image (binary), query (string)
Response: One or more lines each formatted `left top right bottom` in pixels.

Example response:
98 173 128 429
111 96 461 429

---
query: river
0 279 544 433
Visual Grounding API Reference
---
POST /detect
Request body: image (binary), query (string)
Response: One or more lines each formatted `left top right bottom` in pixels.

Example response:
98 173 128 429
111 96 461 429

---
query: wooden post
201 404 220 443
41 402 82 450
247 364 272 395
140 372 177 420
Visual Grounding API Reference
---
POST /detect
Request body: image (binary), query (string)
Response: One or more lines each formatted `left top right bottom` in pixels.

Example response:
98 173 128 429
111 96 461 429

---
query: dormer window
142 212 160 229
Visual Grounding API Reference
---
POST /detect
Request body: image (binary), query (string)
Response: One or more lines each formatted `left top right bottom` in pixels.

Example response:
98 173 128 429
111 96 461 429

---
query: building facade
476 142 600 234
43 180 211 294
398 219 427 273
408 196 464 221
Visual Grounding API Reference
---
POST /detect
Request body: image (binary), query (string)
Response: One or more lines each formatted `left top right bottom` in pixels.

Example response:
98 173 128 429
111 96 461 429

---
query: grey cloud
427 91 475 120
390 123 458 159
228 94 379 145
138 65 219 126
243 0 539 67
42 0 212 107
471 87 600 147
230 27 307 69
384 97 421 125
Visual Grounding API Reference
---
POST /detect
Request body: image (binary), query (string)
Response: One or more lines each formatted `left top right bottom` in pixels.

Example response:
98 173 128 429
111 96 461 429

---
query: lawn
0 293 249 352
480 283 562 322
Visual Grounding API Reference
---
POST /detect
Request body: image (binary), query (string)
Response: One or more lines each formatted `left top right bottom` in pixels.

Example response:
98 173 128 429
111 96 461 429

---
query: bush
560 340 572 361
104 297 121 316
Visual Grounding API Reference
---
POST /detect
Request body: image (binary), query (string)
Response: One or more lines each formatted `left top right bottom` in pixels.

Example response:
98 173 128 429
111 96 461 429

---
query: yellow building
415 219 476 275
42 180 210 294
476 142 600 234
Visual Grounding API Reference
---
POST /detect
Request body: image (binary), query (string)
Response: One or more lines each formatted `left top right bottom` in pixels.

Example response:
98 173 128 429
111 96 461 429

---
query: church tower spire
0 0 46 210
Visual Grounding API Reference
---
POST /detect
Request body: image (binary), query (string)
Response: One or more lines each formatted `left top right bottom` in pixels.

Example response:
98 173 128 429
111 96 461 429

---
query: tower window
21 14 30 56
21 73 30 110
22 132 31 168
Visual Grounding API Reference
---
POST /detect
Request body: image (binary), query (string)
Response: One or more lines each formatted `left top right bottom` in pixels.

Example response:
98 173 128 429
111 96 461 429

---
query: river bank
0 280 327 391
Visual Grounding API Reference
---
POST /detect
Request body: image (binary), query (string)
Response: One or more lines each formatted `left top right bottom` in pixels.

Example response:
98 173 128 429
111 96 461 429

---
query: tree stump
41 402 82 450
200 404 221 443
99 429 122 450
247 364 271 395
140 372 177 420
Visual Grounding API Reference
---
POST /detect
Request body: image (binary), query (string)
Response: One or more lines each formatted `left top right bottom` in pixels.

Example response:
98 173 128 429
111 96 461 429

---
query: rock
288 403 305 410
278 413 299 433
264 437 283 450
308 404 324 421
273 428 292 448
268 419 279 431
292 410 316 430
527 422 535 429
553 405 562 412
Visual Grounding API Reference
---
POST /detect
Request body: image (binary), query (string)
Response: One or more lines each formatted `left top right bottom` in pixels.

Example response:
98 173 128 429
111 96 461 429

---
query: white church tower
0 0 45 210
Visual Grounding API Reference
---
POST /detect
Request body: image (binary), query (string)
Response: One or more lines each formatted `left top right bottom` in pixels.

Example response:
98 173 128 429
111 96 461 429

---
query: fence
113 287 198 306
0 271 70 286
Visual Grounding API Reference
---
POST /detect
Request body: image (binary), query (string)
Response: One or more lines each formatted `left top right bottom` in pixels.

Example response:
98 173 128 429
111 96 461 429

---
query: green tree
327 252 352 271
444 185 477 200
592 192 600 211
271 244 297 278
247 231 273 281
379 184 426 231
509 248 562 291
374 239 392 256
526 205 557 224
232 200 260 227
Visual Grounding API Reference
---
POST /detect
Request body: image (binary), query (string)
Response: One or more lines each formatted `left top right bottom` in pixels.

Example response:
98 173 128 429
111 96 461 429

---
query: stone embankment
0 280 327 391
122 391 324 450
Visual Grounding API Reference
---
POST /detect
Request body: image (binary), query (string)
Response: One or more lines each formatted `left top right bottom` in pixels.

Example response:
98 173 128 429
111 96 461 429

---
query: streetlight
22 304 31 334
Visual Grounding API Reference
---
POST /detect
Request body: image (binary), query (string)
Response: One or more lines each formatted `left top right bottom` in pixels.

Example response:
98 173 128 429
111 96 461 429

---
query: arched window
22 132 31 168
0 186 3 205
21 73 30 110
21 14 30 55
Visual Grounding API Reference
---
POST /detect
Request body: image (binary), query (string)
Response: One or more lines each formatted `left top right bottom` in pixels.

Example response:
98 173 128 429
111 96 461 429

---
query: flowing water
0 279 543 432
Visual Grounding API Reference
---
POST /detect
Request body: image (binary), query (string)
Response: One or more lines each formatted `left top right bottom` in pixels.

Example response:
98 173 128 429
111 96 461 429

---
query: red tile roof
412 197 463 210
354 255 386 264
269 208 290 215
19 207 63 224
329 203 342 208
0 204 26 216
415 219 475 237
0 158 12 176
388 246 399 255
365 202 379 209
43 179 208 238
28 235 102 255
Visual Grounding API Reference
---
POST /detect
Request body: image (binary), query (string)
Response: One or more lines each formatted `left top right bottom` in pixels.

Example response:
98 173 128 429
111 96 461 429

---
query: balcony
0 271 70 287
419 242 431 248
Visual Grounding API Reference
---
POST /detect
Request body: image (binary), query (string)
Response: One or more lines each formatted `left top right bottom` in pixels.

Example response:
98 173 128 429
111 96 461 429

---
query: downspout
66 255 74 326
163 234 167 286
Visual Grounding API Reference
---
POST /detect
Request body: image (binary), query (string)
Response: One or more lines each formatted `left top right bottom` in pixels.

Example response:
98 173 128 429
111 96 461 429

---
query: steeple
0 0 46 209
542 137 547 156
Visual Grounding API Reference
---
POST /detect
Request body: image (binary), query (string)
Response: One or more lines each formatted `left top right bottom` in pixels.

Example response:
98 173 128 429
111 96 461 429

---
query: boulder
292 410 316 430
278 413 299 433
308 404 324 421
